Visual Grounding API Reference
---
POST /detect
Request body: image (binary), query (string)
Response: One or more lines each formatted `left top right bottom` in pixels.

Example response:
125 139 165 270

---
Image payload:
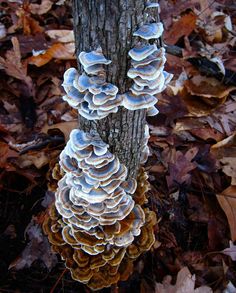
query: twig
50 268 68 293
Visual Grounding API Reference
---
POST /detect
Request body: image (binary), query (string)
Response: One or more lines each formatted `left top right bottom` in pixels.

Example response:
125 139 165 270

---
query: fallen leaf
41 120 78 142
27 43 75 66
222 241 236 261
29 0 53 15
16 8 44 35
217 186 236 241
46 30 75 43
17 151 50 169
185 75 236 99
164 12 197 45
166 149 197 189
211 132 236 162
9 218 57 270
0 37 33 91
0 141 18 168
155 267 212 293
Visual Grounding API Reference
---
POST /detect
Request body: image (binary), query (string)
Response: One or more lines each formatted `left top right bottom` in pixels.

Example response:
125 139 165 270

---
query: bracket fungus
62 47 121 120
44 10 172 291
43 130 156 290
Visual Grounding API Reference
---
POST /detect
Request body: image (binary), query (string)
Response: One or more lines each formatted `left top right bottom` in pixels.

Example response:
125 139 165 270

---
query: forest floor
0 0 236 292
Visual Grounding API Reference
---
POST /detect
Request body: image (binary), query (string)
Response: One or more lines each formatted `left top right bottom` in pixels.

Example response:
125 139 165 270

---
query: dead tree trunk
72 0 151 179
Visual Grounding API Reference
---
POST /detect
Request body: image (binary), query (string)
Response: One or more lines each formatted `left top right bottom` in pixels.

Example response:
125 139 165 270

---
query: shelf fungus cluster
124 21 173 115
44 7 172 291
62 48 122 120
43 130 156 290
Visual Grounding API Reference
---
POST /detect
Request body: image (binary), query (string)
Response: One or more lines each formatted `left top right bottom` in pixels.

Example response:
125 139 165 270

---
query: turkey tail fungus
43 0 172 290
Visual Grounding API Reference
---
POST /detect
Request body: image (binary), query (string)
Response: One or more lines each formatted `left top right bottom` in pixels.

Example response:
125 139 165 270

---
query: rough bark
72 0 155 179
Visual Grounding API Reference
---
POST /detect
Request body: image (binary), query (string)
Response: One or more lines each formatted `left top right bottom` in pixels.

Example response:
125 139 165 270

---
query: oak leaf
45 30 75 43
164 12 197 45
9 218 57 270
27 43 75 66
217 186 236 241
0 37 33 91
155 267 212 293
29 0 53 15
41 120 78 142
185 75 236 99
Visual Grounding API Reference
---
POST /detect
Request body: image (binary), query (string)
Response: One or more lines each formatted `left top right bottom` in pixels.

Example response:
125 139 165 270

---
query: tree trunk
72 0 153 179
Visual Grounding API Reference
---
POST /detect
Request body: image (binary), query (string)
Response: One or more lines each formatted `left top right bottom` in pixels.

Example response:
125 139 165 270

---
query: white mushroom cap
92 93 117 105
63 67 78 86
79 48 111 68
89 83 118 96
127 61 164 80
145 2 159 9
84 92 122 111
121 92 157 110
120 178 137 194
128 44 157 61
163 71 174 85
62 92 84 108
131 48 166 68
133 22 164 40
133 70 164 88
147 106 159 116
85 157 120 181
74 74 93 92
84 64 105 75
130 83 164 95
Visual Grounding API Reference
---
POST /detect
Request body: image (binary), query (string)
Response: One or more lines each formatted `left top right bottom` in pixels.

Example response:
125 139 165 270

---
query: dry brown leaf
9 218 57 270
0 142 18 168
211 132 236 163
45 30 75 43
17 152 49 169
41 121 78 142
155 267 212 293
166 149 197 189
27 43 75 66
0 37 33 91
16 8 44 35
222 241 236 261
185 75 236 99
164 12 197 45
217 186 236 241
29 0 53 15
219 158 236 185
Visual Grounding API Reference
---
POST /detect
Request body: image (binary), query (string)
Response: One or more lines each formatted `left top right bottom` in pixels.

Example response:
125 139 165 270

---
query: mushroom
62 48 122 120
133 22 164 40
124 23 173 113
79 47 111 70
44 32 164 289
121 92 157 110
145 2 160 9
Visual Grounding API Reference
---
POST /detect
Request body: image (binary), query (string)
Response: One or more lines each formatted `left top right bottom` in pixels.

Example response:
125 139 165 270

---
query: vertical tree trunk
72 0 152 179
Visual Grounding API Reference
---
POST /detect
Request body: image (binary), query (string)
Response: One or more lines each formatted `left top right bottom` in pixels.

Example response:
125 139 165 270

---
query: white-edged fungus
62 48 122 120
128 44 157 61
121 92 157 110
145 2 160 9
124 21 173 113
133 22 164 40
56 129 145 253
79 47 111 69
